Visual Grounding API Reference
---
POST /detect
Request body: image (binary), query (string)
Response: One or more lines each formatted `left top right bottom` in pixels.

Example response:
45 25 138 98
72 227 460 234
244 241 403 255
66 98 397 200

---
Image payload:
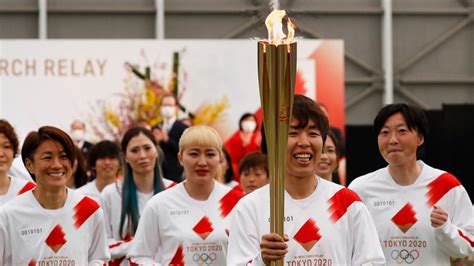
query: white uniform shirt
0 176 36 207
349 161 474 265
227 176 386 266
0 189 110 265
76 179 105 207
128 180 244 265
8 157 33 182
101 178 176 264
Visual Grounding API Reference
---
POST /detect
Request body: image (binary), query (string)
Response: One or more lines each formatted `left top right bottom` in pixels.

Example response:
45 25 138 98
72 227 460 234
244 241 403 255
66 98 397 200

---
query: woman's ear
24 158 35 175
417 134 424 147
177 153 183 167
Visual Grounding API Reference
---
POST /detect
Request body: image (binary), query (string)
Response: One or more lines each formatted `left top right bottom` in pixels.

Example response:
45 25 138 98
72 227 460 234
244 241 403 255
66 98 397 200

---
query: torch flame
265 9 296 46
286 18 295 45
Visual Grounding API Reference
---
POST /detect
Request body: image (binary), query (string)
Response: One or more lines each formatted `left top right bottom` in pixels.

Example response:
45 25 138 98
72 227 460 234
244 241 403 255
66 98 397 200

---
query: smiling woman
0 126 110 265
349 103 474 265
316 131 342 183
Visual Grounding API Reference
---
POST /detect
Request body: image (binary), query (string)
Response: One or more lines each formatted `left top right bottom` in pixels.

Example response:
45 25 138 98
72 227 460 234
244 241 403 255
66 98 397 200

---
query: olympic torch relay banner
0 40 344 142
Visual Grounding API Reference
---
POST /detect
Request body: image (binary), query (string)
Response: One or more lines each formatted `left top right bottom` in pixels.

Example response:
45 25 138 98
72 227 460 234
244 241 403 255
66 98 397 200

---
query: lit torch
258 9 296 266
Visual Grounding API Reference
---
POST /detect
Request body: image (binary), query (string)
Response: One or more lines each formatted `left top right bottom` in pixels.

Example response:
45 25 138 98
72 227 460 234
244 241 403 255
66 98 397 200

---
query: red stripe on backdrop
310 40 345 137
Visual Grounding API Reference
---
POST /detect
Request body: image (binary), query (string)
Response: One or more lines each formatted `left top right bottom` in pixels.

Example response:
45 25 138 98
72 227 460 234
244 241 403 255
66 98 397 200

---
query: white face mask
71 129 84 142
161 106 176 119
241 121 257 132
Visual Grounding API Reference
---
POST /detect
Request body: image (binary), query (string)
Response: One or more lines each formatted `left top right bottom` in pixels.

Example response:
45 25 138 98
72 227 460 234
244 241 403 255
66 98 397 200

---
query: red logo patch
45 224 67 253
73 196 100 229
219 187 244 218
391 203 417 233
293 218 321 252
17 182 36 195
426 173 461 207
328 188 361 223
193 216 214 240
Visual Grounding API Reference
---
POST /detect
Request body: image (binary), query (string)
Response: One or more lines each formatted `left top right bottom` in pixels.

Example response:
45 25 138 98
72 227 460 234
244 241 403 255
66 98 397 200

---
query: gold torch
258 9 296 266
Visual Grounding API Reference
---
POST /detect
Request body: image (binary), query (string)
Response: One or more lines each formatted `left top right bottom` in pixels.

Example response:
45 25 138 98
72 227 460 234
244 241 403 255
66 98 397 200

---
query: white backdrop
0 40 322 143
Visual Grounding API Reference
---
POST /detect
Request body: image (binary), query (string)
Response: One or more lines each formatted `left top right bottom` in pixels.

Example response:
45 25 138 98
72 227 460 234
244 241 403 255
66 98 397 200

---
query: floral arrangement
88 50 229 142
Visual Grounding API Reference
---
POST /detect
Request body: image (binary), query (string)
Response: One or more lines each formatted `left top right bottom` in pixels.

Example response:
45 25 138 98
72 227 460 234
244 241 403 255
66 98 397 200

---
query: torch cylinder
258 41 296 266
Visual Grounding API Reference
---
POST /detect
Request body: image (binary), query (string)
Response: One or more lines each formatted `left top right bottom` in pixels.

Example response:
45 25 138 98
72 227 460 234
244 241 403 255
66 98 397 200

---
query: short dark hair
0 119 19 157
87 140 122 176
292 94 329 142
238 152 268 177
238 113 258 132
21 126 76 180
160 93 177 106
373 103 429 139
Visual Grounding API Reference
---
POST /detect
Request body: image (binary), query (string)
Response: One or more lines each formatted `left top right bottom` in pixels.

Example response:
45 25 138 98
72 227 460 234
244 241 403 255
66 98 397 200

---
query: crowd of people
0 93 472 265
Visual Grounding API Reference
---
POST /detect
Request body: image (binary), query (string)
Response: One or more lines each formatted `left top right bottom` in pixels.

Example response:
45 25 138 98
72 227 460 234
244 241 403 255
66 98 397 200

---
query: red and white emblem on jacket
391 203 417 233
193 216 214 240
293 218 322 252
45 224 67 253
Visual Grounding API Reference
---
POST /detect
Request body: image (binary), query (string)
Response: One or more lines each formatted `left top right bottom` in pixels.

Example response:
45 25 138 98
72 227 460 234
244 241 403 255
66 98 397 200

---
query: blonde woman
128 125 244 265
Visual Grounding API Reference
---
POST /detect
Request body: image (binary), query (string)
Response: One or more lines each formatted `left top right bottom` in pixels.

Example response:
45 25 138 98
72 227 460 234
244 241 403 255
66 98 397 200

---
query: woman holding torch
227 95 385 265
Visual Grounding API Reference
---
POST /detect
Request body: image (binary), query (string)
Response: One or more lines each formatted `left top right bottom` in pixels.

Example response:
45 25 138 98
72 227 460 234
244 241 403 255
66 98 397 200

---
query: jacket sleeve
350 202 386 266
434 186 474 258
127 203 161 265
227 199 265 266
88 208 111 264
101 187 132 259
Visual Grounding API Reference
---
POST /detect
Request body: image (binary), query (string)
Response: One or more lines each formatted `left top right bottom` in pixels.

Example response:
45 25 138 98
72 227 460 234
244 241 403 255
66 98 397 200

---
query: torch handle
258 42 296 266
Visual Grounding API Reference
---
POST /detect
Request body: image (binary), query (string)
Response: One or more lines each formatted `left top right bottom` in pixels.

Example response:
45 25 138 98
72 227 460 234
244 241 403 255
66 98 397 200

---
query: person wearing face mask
224 113 261 182
70 119 93 159
152 94 188 183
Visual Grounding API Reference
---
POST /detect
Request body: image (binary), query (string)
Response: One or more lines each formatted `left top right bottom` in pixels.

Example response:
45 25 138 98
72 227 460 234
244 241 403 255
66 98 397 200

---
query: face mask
241 121 257 132
71 129 84 142
161 106 176 119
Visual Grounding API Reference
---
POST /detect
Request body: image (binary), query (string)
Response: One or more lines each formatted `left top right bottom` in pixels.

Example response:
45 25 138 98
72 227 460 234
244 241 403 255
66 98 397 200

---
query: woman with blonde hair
128 125 244 265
